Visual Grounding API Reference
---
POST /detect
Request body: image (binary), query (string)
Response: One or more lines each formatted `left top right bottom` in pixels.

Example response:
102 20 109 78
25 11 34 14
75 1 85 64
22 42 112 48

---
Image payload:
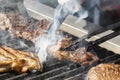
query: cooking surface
0 14 119 80
0 46 120 80
0 16 119 80
0 0 120 80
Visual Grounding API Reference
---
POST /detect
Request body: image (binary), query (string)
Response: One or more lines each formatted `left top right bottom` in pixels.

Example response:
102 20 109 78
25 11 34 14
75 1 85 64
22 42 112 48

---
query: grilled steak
0 46 42 73
48 37 98 66
86 63 120 80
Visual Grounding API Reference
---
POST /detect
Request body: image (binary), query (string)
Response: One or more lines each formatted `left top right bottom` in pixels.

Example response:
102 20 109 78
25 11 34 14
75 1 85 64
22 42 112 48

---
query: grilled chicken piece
48 37 98 66
0 46 42 73
86 63 120 80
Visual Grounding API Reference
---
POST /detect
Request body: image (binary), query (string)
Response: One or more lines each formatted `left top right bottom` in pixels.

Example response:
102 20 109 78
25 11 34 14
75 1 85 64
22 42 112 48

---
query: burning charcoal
0 46 42 73
86 63 120 80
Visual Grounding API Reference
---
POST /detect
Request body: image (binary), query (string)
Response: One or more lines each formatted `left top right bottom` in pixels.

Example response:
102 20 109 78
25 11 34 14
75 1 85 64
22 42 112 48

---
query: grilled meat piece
0 13 50 41
7 13 50 41
0 46 42 73
86 63 120 80
20 19 49 41
48 37 98 66
49 48 98 66
13 18 49 41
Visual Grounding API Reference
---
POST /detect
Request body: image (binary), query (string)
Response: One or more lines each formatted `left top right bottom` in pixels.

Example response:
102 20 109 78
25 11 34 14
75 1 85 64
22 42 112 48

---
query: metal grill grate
0 46 120 80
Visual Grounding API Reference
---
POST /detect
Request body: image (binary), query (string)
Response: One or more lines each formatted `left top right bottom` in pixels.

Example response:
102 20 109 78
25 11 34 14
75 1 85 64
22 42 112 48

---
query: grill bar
91 31 120 46
45 60 76 71
100 54 120 63
66 72 87 80
26 63 76 80
0 73 15 80
109 59 120 64
5 73 28 80
46 67 86 80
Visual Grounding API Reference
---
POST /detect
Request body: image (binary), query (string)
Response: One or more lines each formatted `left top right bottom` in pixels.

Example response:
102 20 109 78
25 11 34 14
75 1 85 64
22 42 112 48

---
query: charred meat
0 46 42 73
86 63 120 80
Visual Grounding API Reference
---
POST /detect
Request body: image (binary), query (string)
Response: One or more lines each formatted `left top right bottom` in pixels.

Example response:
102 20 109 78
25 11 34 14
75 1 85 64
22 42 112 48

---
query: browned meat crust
0 46 42 73
86 63 120 80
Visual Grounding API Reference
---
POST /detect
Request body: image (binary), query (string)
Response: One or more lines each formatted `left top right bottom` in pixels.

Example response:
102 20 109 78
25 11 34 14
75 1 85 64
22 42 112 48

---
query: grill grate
0 46 120 80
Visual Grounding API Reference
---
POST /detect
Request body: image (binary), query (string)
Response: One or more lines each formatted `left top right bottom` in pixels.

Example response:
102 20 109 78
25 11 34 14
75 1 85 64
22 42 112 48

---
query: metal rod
89 30 120 47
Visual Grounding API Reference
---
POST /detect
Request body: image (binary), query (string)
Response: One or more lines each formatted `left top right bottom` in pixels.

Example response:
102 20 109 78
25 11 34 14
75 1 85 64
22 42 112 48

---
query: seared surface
0 46 42 73
86 63 120 80
48 36 98 66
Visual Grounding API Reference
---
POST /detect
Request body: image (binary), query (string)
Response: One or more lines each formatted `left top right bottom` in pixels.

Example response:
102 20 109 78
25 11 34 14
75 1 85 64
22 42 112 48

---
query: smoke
0 28 35 52
35 0 89 63
0 0 29 18
59 0 88 22
0 0 36 52
34 2 69 63
75 8 88 23
35 33 62 63
34 7 64 62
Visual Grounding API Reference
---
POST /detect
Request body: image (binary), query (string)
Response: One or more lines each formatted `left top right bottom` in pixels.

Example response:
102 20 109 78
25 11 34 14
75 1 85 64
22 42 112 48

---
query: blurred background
39 0 58 8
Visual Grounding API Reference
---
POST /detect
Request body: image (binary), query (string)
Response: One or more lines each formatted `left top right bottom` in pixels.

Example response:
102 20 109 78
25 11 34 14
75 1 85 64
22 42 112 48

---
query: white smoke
35 0 89 63
35 33 62 63
76 9 88 23
35 35 51 63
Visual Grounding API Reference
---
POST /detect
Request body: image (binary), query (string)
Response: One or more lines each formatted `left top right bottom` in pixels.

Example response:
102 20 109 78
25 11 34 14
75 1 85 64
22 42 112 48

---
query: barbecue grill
0 0 120 80
0 46 120 80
